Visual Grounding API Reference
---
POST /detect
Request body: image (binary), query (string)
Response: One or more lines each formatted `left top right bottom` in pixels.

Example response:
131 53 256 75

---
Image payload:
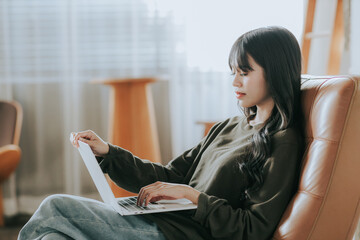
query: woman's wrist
186 187 201 205
103 142 110 155
97 142 110 157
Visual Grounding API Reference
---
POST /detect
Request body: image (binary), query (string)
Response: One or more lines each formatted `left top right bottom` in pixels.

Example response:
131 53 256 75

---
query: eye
239 72 248 76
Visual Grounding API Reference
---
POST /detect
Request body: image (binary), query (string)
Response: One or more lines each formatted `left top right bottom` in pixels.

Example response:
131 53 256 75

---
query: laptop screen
78 140 116 205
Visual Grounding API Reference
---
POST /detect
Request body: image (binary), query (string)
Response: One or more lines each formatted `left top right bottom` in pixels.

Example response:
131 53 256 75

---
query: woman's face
232 55 274 109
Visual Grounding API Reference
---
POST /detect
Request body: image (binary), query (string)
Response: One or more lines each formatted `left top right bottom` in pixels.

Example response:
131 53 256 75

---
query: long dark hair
228 26 302 196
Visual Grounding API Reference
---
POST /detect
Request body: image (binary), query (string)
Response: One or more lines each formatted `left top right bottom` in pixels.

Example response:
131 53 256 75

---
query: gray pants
18 194 167 240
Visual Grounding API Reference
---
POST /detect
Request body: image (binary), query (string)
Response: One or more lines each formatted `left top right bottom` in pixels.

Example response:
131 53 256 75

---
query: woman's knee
38 194 81 217
41 194 72 207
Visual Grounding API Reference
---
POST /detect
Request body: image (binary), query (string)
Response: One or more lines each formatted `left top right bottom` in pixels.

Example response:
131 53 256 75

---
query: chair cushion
273 75 360 240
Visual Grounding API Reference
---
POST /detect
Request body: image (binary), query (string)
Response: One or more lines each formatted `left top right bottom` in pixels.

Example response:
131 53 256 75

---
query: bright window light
153 0 305 71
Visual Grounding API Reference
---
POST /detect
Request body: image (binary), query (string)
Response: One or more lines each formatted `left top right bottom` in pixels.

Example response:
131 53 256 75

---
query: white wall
350 0 360 74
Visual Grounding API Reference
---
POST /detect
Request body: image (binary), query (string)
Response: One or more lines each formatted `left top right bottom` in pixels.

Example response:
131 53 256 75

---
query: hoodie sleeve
98 121 223 193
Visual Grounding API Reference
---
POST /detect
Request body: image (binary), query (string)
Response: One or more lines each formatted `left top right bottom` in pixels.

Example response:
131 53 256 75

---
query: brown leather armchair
0 100 23 227
273 75 360 240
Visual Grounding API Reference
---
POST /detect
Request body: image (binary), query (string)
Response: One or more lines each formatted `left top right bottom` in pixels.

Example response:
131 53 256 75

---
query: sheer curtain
0 0 178 216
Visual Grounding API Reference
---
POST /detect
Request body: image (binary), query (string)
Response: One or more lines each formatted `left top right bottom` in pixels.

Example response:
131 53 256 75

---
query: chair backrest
0 100 23 147
273 76 360 240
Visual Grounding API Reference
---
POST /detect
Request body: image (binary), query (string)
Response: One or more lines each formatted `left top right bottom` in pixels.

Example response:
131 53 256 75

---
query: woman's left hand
136 181 200 207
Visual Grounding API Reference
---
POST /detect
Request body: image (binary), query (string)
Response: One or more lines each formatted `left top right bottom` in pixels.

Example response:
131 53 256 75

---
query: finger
137 186 149 206
146 192 157 206
137 188 144 206
144 186 167 206
70 132 78 148
140 181 163 205
78 137 90 144
137 183 162 206
75 131 95 147
70 132 76 142
149 196 163 203
146 185 185 205
137 186 154 206
146 190 168 206
73 132 81 147
75 130 94 142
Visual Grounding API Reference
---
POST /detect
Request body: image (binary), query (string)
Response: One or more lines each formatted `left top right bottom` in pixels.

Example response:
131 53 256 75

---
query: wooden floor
0 214 31 240
0 227 22 240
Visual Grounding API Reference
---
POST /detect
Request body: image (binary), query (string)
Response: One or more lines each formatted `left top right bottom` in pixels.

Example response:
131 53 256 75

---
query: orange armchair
0 100 23 227
273 75 360 240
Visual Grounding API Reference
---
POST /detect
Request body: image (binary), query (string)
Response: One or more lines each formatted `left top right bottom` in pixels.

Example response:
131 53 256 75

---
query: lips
235 91 246 99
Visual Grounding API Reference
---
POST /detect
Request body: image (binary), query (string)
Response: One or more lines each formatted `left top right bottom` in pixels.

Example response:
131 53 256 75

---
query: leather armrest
0 144 21 182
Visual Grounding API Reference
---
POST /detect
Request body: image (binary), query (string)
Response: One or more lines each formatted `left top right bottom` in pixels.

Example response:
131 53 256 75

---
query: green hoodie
99 116 302 240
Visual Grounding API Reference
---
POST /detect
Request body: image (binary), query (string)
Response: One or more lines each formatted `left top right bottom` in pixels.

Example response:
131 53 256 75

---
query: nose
232 72 242 88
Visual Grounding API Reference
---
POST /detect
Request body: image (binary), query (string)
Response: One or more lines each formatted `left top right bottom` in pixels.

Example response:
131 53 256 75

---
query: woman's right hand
70 130 109 157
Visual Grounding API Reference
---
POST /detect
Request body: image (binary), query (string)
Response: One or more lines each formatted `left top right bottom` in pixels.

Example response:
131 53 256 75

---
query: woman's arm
98 143 204 193
70 121 223 194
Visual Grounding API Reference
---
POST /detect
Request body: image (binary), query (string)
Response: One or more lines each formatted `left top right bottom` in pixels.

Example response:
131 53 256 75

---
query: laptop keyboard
117 196 164 212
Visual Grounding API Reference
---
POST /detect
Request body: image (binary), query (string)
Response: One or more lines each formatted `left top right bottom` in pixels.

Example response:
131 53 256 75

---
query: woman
19 26 303 240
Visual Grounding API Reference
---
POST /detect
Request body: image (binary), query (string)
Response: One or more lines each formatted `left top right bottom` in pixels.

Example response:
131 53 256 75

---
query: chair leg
0 186 4 227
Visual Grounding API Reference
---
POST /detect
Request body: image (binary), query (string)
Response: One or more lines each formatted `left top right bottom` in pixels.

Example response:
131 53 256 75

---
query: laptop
71 134 197 216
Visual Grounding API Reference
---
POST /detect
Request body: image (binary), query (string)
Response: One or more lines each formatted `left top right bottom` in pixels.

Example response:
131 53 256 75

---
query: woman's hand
136 181 200 207
70 130 109 157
